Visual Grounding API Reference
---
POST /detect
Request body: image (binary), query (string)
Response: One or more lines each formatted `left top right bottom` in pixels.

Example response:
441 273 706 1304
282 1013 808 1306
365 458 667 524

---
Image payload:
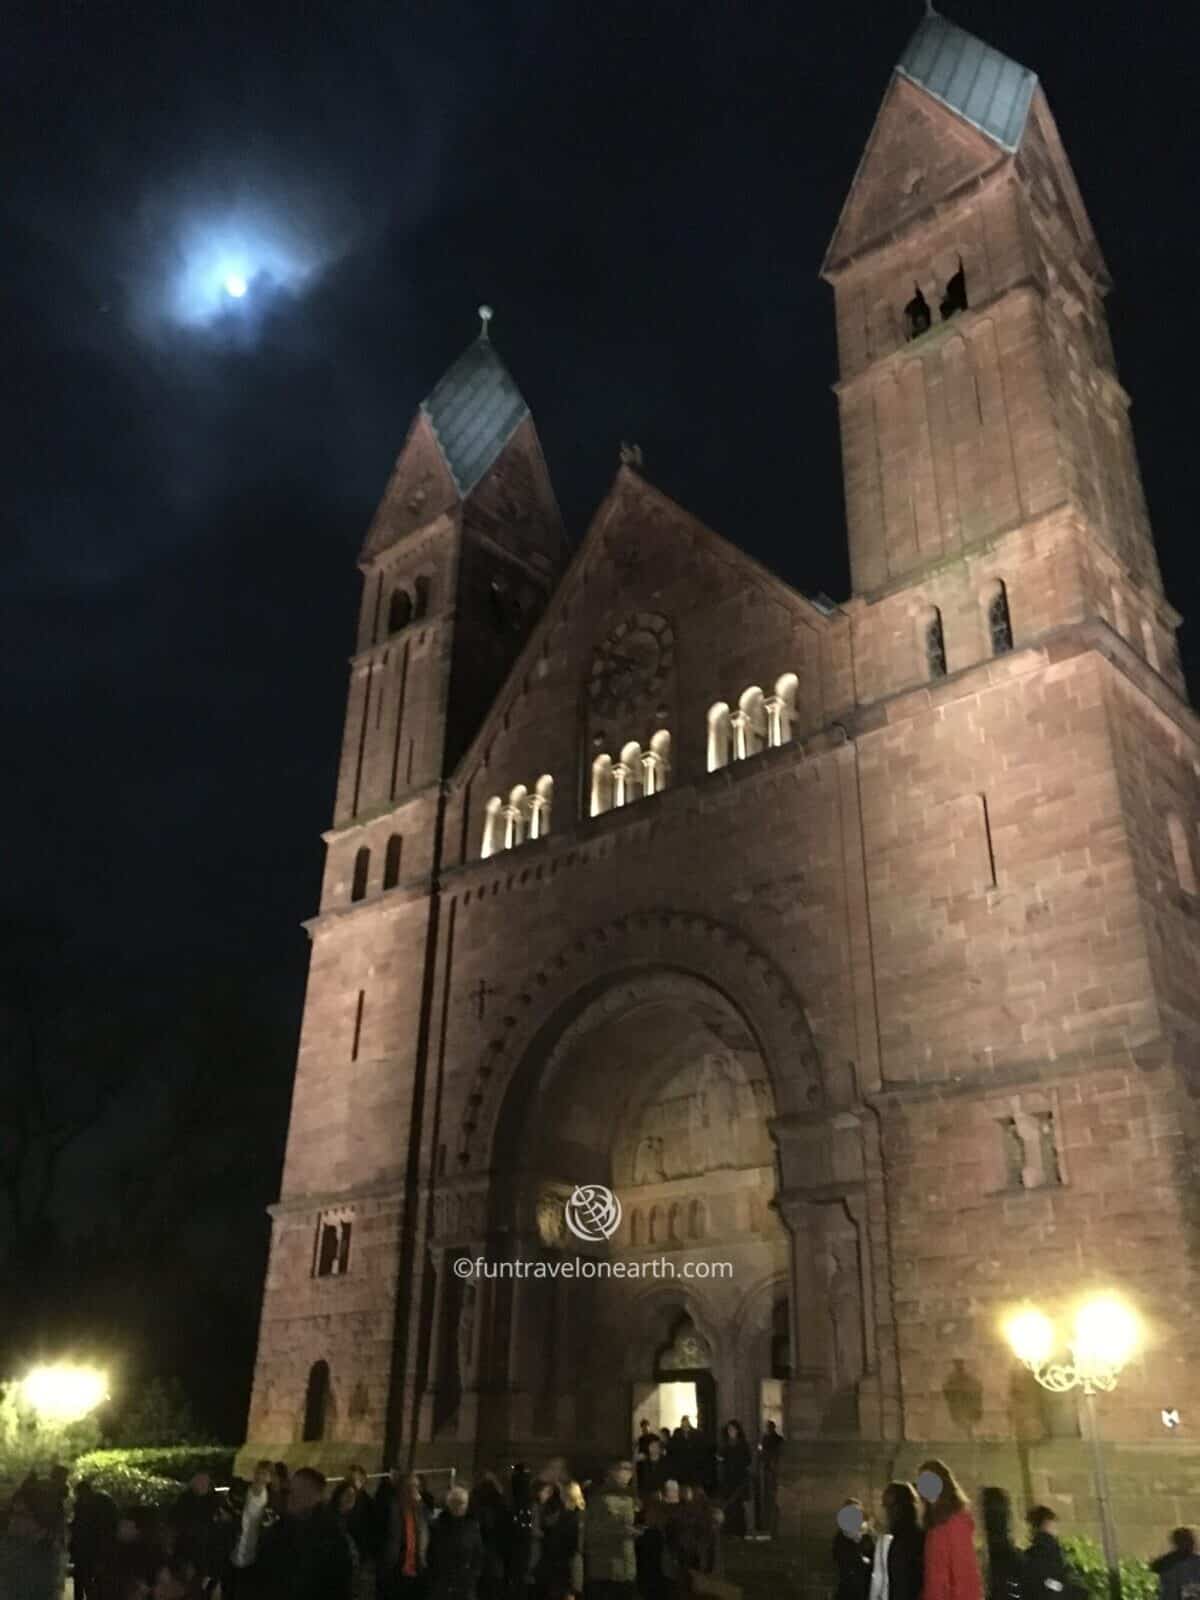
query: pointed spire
420 318 529 497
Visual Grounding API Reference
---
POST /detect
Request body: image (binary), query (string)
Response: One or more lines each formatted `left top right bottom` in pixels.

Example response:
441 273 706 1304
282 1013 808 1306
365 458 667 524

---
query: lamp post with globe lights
1004 1296 1141 1600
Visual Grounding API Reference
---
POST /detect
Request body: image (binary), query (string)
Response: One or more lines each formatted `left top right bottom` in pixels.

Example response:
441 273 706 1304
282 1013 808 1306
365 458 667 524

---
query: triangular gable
451 467 838 788
823 74 1008 274
359 412 461 563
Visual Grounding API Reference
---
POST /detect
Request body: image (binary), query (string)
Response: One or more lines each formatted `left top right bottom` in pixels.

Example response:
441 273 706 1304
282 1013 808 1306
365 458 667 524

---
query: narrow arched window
591 754 614 818
413 574 431 620
302 1360 331 1442
504 786 528 850
616 742 644 808
481 796 503 858
529 775 553 840
769 673 799 748
984 580 1013 656
630 1209 644 1248
350 847 370 902
648 1205 663 1245
644 730 671 796
383 833 403 889
1167 813 1197 896
668 1202 684 1244
388 589 413 634
923 607 947 679
688 1199 705 1240
734 687 767 760
707 703 732 772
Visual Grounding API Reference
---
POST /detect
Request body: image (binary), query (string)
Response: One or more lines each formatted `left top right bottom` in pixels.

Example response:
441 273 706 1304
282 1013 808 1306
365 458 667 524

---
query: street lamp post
1004 1297 1140 1600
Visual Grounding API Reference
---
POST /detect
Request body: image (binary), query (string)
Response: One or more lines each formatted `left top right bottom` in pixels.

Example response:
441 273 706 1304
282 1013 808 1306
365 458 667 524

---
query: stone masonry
239 11 1200 1553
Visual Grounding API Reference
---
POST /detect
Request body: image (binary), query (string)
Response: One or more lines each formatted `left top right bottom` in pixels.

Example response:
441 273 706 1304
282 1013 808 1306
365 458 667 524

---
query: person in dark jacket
167 1473 225 1588
716 1421 753 1538
1154 1533 1200 1581
677 1486 718 1577
97 1511 163 1600
668 1418 701 1488
376 1469 431 1596
72 1478 119 1599
341 1465 379 1564
468 1473 511 1600
870 1482 924 1600
834 1499 876 1600
428 1485 484 1600
0 1491 63 1600
636 1438 670 1504
1152 1531 1200 1600
981 1487 1023 1600
528 1480 583 1600
257 1466 353 1600
758 1421 784 1537
1023 1508 1082 1600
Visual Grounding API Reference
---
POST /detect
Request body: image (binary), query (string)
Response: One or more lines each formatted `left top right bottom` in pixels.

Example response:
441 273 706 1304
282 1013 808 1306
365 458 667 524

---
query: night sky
3 1 1196 1435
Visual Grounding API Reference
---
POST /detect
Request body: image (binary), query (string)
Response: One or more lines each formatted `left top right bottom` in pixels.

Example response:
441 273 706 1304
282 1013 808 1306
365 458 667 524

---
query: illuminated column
612 762 631 807
731 709 750 760
641 751 663 797
501 803 523 850
528 794 548 840
765 694 785 749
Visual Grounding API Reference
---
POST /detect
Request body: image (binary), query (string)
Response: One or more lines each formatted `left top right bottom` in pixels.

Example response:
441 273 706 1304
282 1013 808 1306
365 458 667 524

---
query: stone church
244 11 1200 1539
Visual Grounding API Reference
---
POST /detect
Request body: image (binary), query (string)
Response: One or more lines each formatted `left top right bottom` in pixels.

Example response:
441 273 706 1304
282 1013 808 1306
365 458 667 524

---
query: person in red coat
918 1459 983 1600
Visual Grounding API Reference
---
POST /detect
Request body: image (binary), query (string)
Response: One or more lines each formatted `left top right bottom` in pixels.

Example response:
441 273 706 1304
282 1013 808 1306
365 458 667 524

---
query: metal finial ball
478 304 494 324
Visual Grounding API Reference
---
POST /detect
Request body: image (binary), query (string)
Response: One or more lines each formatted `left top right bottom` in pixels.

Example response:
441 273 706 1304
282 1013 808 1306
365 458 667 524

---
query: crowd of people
831 1458 1200 1600
6 1442 1199 1600
0 1419 769 1600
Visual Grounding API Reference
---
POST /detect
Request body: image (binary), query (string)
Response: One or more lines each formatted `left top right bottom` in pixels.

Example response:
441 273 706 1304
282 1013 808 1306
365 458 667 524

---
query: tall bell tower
823 12 1181 693
244 317 567 1467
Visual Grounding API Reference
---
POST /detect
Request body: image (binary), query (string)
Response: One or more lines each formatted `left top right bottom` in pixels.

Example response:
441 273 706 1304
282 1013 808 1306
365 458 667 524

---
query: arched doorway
433 969 795 1463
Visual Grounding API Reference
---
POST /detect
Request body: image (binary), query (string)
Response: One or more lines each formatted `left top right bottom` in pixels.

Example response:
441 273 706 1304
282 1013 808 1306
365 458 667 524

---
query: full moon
224 272 248 299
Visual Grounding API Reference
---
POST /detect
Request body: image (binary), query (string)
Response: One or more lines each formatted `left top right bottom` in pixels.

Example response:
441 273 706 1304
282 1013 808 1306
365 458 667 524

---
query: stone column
418 1245 448 1442
641 750 663 796
527 793 548 840
730 708 751 760
457 1239 488 1442
764 694 785 749
776 1193 832 1437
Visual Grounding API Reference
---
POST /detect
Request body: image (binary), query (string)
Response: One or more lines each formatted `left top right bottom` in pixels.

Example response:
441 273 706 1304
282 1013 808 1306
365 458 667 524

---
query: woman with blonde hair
529 1479 583 1600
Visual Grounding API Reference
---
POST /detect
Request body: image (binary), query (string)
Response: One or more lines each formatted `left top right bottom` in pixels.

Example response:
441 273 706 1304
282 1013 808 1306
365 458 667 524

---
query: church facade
244 12 1200 1540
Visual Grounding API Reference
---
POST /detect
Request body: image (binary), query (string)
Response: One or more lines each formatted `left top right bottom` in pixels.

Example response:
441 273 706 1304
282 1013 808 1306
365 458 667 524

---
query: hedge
1060 1534 1158 1600
72 1447 238 1509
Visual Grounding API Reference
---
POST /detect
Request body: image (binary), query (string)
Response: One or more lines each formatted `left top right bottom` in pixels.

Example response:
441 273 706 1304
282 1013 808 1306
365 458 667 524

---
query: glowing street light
21 1364 109 1425
1004 1295 1141 1600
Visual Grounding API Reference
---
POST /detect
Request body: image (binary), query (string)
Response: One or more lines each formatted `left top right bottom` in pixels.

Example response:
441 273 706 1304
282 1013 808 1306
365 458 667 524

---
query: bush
1060 1534 1158 1600
73 1446 237 1509
105 1378 204 1448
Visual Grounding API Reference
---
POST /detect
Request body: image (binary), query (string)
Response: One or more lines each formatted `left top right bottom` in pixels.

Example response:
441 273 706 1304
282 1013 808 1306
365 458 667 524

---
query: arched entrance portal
432 969 798 1466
